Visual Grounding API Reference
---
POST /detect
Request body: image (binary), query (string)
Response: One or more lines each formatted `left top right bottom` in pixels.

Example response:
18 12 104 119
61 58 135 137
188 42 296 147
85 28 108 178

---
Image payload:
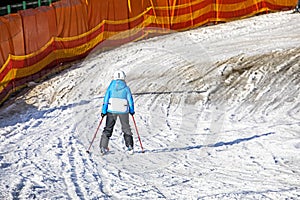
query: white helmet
113 70 126 80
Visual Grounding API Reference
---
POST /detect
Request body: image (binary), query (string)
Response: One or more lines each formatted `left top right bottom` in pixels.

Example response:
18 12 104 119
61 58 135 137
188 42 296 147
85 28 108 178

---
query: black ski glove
130 112 135 116
101 113 106 118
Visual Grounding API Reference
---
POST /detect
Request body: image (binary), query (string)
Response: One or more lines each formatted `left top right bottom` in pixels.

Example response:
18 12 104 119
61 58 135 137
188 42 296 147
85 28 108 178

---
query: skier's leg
119 113 134 148
100 113 117 149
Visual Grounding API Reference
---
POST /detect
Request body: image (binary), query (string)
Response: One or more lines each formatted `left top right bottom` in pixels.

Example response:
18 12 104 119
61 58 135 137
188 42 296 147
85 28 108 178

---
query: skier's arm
102 82 113 114
127 87 134 114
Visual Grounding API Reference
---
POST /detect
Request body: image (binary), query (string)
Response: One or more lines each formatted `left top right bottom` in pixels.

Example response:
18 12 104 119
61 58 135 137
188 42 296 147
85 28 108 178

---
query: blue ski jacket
102 80 134 114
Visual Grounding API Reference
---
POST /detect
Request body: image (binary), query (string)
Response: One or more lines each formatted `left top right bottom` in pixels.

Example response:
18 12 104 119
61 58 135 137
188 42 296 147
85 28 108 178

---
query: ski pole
131 115 144 153
86 116 104 153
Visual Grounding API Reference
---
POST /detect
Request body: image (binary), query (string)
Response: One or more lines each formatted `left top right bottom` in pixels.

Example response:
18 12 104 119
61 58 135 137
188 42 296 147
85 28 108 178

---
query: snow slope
1 11 300 199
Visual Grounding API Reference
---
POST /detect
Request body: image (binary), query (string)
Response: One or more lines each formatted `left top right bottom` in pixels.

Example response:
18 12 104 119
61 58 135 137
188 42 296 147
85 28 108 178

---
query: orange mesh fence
0 0 297 105
53 0 89 38
19 6 57 55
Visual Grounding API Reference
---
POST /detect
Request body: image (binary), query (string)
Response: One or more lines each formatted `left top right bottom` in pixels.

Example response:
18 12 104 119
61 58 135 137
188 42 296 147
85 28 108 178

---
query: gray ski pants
100 113 133 149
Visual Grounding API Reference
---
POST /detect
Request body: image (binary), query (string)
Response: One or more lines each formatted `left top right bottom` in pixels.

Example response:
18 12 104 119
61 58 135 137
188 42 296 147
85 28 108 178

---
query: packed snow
1 11 300 199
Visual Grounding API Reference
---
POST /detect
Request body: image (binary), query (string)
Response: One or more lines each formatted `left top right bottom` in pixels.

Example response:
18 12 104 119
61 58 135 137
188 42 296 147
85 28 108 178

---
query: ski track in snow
1 11 300 199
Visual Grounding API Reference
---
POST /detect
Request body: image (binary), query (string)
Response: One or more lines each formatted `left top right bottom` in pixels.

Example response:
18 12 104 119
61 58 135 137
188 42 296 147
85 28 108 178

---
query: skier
100 70 135 155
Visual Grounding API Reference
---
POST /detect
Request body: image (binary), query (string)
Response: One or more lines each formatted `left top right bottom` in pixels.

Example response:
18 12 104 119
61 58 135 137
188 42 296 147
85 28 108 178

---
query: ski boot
100 147 109 156
127 146 134 155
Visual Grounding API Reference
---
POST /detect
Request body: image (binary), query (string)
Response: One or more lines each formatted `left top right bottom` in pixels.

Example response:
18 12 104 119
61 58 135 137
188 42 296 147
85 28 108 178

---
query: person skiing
100 70 135 155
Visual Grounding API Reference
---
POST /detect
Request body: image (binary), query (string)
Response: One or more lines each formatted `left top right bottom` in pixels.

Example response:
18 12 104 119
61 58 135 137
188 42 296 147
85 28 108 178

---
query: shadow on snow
138 132 275 154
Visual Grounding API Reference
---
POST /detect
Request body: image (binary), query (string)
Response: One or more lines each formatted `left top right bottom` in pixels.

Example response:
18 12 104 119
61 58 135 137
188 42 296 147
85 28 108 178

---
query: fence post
7 5 11 14
22 1 26 10
38 0 41 7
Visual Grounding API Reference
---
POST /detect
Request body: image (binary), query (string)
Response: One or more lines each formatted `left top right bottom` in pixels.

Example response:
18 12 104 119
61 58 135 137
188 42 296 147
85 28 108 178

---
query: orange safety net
19 6 57 55
0 0 297 105
53 0 89 38
0 13 24 101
